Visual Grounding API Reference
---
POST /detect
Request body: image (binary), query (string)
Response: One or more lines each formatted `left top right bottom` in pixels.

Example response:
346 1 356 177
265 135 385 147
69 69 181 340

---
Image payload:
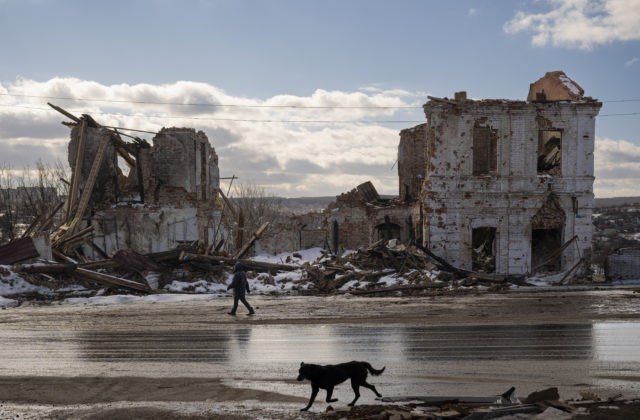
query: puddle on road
70 323 640 363
2 322 640 399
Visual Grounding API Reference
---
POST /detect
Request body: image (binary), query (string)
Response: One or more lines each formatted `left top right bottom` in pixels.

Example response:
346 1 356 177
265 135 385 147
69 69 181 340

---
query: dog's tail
365 362 385 376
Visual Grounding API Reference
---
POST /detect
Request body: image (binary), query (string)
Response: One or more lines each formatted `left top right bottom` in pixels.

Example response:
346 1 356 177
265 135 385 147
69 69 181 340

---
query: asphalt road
1 290 640 417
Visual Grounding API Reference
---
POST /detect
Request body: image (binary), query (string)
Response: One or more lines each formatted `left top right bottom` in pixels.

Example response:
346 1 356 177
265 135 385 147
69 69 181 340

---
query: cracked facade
248 71 602 277
416 72 601 275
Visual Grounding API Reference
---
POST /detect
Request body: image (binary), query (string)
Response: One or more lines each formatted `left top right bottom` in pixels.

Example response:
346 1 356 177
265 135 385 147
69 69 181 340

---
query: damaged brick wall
398 124 427 202
72 126 225 257
68 125 119 207
141 127 220 206
420 73 601 275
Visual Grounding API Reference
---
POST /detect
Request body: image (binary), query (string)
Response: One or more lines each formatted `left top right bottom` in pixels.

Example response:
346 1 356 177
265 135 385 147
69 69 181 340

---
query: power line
0 103 637 124
0 93 419 109
1 92 639 108
0 104 423 123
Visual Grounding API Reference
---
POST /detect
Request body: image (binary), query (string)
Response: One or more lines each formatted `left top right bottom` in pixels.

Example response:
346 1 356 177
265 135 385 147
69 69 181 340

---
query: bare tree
0 160 69 243
0 163 19 241
229 183 283 251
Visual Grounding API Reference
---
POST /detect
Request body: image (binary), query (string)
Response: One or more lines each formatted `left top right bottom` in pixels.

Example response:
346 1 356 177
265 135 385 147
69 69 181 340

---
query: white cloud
468 8 477 16
594 137 640 197
504 0 640 50
625 57 640 66
0 77 423 197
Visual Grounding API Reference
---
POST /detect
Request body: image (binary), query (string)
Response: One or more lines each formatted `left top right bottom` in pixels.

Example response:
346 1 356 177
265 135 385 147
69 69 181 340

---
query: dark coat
227 263 250 297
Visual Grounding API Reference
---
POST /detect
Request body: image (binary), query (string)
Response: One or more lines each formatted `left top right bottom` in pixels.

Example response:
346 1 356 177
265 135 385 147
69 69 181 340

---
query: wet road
1 291 640 406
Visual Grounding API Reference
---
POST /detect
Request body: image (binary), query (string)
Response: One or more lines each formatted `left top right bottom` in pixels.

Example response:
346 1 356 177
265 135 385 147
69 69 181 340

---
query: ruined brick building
243 72 602 278
408 71 601 275
61 113 225 257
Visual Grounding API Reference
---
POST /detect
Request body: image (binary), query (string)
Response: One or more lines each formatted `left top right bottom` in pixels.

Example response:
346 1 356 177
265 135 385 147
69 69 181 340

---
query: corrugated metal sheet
607 248 640 280
0 238 40 265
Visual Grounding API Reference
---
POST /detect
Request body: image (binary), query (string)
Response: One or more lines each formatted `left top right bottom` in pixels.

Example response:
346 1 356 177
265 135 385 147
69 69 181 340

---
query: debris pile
321 387 640 420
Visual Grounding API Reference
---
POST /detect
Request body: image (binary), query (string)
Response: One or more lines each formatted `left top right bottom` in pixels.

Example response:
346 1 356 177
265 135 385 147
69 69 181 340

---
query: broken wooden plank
51 248 78 264
532 235 578 272
413 241 470 278
36 201 65 233
47 102 81 123
83 238 110 260
57 225 94 247
75 267 153 293
233 221 269 259
180 252 298 272
21 212 45 239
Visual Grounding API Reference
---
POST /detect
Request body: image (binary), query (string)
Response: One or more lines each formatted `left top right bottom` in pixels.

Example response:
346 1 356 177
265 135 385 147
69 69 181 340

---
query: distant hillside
278 196 335 213
594 197 640 208
275 196 640 213
278 195 395 213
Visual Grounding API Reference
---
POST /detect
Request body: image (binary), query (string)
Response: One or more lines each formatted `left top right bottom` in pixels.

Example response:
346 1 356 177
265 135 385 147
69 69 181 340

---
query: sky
0 0 639 198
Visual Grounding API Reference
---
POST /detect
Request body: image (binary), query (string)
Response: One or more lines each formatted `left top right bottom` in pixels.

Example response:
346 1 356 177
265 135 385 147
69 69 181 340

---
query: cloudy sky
1 0 639 198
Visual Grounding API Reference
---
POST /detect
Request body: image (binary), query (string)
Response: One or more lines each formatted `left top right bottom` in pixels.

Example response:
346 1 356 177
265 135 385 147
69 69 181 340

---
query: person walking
227 262 255 316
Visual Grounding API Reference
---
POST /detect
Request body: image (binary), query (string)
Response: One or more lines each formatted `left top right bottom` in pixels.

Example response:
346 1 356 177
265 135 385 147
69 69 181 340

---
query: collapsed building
49 106 227 259
258 71 601 277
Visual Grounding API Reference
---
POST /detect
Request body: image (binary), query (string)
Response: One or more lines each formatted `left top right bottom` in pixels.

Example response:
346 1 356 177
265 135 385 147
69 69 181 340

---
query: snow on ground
5 246 634 308
0 264 53 296
251 247 327 265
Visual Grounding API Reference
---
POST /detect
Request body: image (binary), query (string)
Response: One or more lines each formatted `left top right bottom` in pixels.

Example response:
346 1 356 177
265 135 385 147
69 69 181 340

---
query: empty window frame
472 227 496 273
472 126 498 176
537 130 561 175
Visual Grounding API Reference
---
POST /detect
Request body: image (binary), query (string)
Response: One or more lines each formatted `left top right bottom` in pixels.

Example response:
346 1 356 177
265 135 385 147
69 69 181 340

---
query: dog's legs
361 381 382 398
347 380 361 406
300 385 319 411
325 386 338 403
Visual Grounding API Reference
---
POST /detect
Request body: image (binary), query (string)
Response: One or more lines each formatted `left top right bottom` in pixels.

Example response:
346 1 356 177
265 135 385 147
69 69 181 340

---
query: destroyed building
242 71 602 279
51 106 226 258
414 72 601 275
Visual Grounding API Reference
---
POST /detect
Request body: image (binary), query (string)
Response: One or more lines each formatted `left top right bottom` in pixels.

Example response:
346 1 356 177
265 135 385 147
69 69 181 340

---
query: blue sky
1 0 639 197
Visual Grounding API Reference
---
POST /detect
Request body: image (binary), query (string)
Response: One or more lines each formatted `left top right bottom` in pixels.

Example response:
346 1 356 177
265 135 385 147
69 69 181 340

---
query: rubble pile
320 388 640 420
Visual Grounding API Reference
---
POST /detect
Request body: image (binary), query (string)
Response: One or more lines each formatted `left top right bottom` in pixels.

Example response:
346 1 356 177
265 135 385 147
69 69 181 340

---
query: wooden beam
36 201 65 233
232 222 269 259
532 235 578 272
68 133 111 235
47 102 81 123
180 252 298 272
75 268 153 293
21 212 45 238
83 238 110 260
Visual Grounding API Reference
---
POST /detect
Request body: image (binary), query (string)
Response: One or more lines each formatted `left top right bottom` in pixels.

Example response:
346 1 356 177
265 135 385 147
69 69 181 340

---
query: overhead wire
0 96 637 123
1 92 640 108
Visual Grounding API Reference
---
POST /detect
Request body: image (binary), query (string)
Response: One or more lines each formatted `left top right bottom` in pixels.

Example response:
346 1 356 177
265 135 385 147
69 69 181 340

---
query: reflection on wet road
67 323 637 362
2 321 640 400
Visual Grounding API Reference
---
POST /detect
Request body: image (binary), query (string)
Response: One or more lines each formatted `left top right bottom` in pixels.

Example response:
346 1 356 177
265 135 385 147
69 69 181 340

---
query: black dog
297 361 385 411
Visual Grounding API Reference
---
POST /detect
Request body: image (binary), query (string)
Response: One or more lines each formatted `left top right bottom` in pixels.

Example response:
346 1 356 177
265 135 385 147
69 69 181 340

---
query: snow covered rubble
2 244 634 308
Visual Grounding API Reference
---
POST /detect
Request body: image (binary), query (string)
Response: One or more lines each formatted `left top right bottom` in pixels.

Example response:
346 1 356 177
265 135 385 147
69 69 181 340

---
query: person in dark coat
227 262 255 315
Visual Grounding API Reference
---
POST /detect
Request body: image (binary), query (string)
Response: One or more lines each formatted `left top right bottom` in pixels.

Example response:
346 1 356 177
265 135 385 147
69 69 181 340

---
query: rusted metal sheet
0 238 40 265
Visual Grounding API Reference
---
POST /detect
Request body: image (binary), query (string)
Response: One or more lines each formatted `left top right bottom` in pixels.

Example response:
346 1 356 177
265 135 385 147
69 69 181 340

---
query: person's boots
248 309 255 315
227 311 236 316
